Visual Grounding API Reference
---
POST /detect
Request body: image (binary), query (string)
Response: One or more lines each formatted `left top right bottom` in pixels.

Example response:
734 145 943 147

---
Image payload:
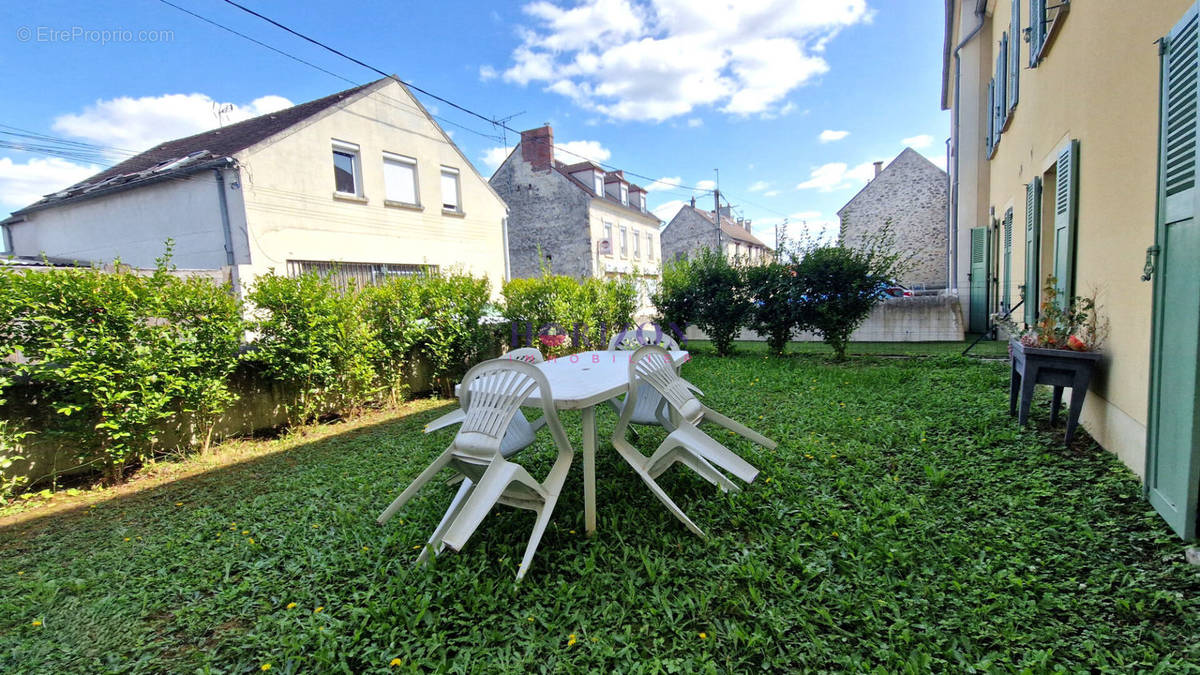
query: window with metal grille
286 260 438 291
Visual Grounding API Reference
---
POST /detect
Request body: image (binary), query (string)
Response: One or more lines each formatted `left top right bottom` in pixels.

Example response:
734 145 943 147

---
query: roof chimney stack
690 196 696 208
520 125 554 171
873 161 883 178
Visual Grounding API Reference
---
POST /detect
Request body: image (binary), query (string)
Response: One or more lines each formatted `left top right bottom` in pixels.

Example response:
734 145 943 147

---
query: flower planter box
1009 339 1103 445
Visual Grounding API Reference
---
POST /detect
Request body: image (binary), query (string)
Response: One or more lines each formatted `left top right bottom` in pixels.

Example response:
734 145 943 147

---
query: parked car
877 281 913 298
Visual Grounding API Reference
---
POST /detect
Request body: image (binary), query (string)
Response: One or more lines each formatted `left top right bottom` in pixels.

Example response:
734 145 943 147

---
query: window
619 226 628 257
332 141 361 196
1008 0 1020 113
619 183 629 206
440 166 461 212
383 153 419 206
647 233 654 260
1027 0 1067 67
593 172 604 196
603 221 613 256
287 259 436 292
633 228 641 258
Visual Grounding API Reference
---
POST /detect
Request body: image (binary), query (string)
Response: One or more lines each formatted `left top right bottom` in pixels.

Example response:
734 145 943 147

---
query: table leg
1009 364 1020 417
1017 365 1037 427
1065 374 1090 445
582 405 597 536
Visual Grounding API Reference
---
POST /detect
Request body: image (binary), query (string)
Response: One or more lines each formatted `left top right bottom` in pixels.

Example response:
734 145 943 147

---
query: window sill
333 192 368 204
384 200 423 211
442 208 466 218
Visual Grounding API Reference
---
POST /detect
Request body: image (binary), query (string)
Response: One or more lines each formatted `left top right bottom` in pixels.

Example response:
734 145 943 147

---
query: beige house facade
945 0 1200 538
3 78 509 295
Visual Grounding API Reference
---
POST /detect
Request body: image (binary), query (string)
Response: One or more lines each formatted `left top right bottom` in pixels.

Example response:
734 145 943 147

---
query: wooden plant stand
1009 340 1103 445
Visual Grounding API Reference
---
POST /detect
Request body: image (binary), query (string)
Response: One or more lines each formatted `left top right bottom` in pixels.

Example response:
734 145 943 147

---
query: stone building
489 125 662 312
837 147 948 289
660 201 772 263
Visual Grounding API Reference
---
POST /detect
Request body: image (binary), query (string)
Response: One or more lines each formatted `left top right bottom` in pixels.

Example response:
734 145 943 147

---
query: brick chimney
873 161 883 178
690 196 696 208
521 125 554 171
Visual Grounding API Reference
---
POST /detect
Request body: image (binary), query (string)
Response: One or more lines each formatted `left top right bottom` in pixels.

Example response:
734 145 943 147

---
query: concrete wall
235 81 509 296
684 294 965 343
7 172 233 268
839 148 949 289
952 0 1192 477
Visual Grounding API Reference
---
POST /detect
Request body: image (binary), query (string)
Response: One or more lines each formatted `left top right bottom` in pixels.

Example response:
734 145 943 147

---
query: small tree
793 228 905 361
745 261 797 356
688 249 749 357
651 256 695 340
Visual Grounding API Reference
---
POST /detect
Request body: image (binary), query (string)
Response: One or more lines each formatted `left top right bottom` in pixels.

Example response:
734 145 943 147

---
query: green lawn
2 350 1198 672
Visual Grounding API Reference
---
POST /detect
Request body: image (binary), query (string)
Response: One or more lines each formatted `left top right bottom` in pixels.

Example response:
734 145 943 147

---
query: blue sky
1 0 948 243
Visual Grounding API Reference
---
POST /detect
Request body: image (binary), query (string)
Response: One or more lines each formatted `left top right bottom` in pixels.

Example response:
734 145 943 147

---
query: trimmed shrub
686 249 749 357
745 261 798 356
501 273 637 356
361 276 422 405
244 271 379 425
0 253 244 484
414 271 495 396
793 243 902 361
651 257 696 338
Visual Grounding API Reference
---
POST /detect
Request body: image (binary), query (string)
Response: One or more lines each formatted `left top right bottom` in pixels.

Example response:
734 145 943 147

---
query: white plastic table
479 349 690 535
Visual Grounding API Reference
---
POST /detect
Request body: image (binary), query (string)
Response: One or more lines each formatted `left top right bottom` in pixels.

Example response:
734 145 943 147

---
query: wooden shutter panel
997 33 1009 129
1163 13 1198 212
1003 208 1014 310
1024 177 1041 324
1009 0 1020 111
1052 140 1080 308
986 80 996 154
1029 0 1045 67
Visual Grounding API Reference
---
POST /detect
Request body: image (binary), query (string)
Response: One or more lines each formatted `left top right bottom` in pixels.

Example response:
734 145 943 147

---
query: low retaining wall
685 294 965 343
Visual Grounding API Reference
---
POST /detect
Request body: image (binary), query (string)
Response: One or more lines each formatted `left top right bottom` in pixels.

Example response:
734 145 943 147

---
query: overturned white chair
608 329 682 430
611 345 770 537
378 357 573 580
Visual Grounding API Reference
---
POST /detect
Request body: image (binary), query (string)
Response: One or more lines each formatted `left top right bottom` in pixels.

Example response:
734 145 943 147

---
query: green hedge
501 273 636 356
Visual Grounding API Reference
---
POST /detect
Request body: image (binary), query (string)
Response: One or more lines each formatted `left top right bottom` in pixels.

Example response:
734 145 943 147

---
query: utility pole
713 168 721 255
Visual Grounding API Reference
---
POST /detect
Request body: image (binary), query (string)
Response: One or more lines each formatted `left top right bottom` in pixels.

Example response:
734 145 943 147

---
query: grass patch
1 352 1197 672
685 337 1010 359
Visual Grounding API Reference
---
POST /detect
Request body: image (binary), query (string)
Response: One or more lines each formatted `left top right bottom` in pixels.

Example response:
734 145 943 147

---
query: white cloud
644 176 683 192
686 117 703 128
818 129 849 143
748 180 770 192
479 65 499 81
52 93 293 156
554 140 611 164
652 199 686 222
480 145 515 172
503 0 870 121
902 134 934 149
795 161 875 191
694 179 716 191
762 190 779 197
0 156 102 213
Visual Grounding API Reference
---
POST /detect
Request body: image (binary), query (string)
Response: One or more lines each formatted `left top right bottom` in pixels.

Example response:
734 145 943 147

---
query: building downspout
212 163 242 298
950 0 987 292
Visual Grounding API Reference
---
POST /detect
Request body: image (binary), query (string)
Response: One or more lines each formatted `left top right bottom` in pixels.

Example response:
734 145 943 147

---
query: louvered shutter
1024 177 1041 324
1052 140 1080 308
986 80 996 155
1003 208 1014 310
1029 0 1046 67
1163 14 1198 213
997 33 1009 129
1009 0 1020 111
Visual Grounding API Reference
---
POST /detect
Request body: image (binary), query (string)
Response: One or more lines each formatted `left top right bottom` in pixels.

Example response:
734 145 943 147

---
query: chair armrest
424 408 466 434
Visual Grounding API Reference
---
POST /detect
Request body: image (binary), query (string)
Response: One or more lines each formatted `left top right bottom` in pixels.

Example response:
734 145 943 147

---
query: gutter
212 160 242 298
949 0 987 292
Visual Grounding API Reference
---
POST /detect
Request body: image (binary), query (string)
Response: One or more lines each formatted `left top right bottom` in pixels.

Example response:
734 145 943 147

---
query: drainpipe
212 162 242 298
950 0 986 293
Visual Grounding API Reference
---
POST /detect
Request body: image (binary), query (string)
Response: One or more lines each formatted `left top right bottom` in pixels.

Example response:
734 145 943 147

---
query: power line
212 0 712 193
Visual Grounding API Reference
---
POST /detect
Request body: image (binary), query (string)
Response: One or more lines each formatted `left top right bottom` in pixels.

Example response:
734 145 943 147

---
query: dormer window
619 183 628 206
593 172 603 196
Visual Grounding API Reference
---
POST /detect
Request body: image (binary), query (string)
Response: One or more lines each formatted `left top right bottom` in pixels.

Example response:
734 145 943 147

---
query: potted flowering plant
994 276 1109 444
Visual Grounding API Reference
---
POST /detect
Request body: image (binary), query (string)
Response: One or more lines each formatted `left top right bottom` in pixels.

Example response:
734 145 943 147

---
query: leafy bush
685 249 749 357
244 271 379 425
414 272 495 395
0 252 245 484
745 261 798 356
501 273 636 355
792 235 903 361
651 257 696 338
361 277 422 404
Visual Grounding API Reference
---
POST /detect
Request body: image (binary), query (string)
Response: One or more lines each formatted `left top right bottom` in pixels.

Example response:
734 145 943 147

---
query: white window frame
619 225 628 257
633 228 641 258
603 221 613 256
382 152 419 207
593 171 604 196
619 183 629 206
332 140 362 197
440 166 462 213
647 233 654 260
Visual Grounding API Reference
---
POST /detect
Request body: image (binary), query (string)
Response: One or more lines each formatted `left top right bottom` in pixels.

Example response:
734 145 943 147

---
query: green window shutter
1029 0 1046 67
986 79 996 155
1024 177 1041 324
1003 208 1014 310
1052 140 1080 309
998 33 1009 129
1009 0 1020 111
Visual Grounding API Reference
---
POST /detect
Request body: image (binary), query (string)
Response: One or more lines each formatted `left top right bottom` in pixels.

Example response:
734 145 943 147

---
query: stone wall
839 148 949 290
661 205 721 262
490 150 593 279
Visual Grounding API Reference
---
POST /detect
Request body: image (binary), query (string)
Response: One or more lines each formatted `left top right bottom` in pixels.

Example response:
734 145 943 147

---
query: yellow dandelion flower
804 453 813 459
17 571 24 575
286 602 297 610
764 477 772 483
413 545 421 550
124 537 131 542
231 522 237 527
699 632 708 639
591 637 598 642
893 476 900 481
390 658 404 667
312 524 319 528
32 620 42 627
242 530 249 535
248 538 255 544
314 606 324 613
830 453 837 458
921 438 927 443
569 530 576 534
832 531 839 538
528 617 534 622
175 502 183 506
568 633 576 639
89 504 97 508
261 665 271 672
362 546 370 552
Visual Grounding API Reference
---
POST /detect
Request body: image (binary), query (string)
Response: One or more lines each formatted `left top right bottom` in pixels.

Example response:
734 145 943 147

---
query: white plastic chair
608 328 682 428
607 327 681 352
611 346 769 537
422 348 546 440
378 358 573 580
